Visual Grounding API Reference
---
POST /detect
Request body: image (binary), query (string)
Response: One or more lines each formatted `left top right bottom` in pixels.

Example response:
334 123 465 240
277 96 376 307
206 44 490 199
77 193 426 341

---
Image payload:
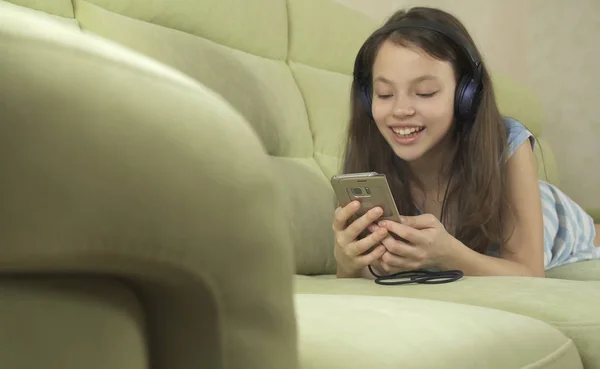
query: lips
389 125 425 144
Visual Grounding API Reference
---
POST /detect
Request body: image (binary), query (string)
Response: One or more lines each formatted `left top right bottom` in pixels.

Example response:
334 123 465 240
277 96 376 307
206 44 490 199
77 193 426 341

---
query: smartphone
331 172 402 225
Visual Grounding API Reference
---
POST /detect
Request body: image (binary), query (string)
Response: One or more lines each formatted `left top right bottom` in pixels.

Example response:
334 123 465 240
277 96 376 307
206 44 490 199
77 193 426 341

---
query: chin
383 127 452 166
383 134 429 163
391 147 427 163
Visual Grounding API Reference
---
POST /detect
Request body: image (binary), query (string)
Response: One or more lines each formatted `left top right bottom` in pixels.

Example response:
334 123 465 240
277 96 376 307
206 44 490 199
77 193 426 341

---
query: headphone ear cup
454 74 481 122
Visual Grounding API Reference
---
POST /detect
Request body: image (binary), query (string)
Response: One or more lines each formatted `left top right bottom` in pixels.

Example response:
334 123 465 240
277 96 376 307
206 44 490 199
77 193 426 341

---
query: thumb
400 214 438 229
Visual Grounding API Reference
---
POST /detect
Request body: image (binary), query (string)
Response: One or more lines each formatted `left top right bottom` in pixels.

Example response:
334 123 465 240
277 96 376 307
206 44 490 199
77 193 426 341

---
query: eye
416 91 437 98
376 94 393 100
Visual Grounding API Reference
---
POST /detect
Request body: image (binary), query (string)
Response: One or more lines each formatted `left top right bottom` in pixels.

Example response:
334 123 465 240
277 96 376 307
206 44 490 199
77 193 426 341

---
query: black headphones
354 19 484 124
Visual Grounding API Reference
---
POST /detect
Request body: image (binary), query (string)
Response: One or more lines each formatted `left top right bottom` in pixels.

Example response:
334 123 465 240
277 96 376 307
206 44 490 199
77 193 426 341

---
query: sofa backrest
2 0 559 275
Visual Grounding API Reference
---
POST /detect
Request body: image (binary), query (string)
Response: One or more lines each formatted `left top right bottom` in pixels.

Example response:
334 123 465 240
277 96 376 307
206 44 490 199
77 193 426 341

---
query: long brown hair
344 7 512 253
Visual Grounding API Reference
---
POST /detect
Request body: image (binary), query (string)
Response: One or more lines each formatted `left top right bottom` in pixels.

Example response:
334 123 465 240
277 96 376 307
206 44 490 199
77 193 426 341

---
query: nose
392 95 415 118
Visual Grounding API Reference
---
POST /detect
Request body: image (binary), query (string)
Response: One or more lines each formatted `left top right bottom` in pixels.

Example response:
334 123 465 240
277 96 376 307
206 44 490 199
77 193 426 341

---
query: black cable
368 265 463 286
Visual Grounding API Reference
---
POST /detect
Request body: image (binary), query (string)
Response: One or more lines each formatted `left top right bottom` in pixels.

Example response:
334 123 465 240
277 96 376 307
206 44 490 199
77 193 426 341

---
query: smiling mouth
391 126 425 138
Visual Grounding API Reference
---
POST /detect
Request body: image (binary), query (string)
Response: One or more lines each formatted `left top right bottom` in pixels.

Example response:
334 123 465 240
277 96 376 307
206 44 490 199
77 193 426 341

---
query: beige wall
334 0 600 210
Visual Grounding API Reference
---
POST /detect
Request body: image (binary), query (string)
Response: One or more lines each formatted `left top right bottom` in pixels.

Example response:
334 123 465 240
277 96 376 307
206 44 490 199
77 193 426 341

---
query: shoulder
503 117 535 159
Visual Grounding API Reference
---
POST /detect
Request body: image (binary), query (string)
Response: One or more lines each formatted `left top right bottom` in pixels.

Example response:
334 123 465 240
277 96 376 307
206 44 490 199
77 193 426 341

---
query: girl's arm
438 238 544 277
439 140 546 277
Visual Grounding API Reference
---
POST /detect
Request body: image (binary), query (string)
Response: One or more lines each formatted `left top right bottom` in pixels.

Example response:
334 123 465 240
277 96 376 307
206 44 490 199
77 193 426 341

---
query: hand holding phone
331 200 389 278
330 172 402 278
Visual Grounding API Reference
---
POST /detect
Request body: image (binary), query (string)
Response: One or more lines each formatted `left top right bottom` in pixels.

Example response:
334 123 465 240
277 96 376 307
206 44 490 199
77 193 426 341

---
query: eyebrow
373 74 439 84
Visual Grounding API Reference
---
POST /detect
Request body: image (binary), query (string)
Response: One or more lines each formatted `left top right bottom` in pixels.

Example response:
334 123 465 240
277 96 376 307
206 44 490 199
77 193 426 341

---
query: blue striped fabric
496 118 599 269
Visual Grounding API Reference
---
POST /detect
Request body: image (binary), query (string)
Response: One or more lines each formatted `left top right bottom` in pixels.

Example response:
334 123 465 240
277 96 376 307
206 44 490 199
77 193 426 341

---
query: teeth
392 127 424 136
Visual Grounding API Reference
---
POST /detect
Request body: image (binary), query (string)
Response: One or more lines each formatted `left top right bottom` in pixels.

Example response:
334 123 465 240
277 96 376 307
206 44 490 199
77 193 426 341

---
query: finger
367 224 381 233
396 214 439 229
378 260 409 274
381 251 421 271
378 221 428 245
356 245 386 266
372 259 392 274
351 227 388 256
381 236 426 263
332 201 360 232
368 259 392 276
346 206 384 241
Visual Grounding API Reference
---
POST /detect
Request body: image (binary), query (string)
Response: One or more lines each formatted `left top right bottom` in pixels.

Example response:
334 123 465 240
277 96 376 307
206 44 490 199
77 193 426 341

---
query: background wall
333 0 600 210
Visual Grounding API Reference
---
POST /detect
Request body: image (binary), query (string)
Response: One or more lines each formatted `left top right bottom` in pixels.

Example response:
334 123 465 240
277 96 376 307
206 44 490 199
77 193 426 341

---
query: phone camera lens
352 187 363 195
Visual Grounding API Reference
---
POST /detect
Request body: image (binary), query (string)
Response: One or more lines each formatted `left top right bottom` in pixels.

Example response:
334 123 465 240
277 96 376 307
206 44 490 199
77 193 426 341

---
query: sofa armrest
0 6 297 369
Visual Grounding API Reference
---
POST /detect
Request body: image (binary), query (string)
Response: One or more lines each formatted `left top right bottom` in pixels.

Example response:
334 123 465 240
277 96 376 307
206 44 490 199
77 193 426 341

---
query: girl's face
371 39 457 165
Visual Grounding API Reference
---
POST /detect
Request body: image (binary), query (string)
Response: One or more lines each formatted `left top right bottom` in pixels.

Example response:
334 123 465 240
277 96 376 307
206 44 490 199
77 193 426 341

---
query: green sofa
1 0 599 368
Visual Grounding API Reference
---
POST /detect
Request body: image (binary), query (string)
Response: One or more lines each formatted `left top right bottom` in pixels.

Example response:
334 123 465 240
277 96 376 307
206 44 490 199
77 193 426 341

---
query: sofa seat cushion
295 293 581 369
296 275 600 368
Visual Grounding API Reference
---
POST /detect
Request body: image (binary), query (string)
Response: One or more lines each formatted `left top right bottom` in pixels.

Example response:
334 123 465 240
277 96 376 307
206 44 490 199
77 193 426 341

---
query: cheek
371 100 390 121
418 95 454 125
372 102 391 129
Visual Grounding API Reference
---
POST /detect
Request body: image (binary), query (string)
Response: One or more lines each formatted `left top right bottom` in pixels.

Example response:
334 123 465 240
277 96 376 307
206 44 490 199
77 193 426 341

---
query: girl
332 7 600 279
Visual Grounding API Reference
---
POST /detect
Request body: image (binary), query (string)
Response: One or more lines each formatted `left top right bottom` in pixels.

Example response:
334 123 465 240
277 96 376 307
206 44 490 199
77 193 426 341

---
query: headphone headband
393 20 481 72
